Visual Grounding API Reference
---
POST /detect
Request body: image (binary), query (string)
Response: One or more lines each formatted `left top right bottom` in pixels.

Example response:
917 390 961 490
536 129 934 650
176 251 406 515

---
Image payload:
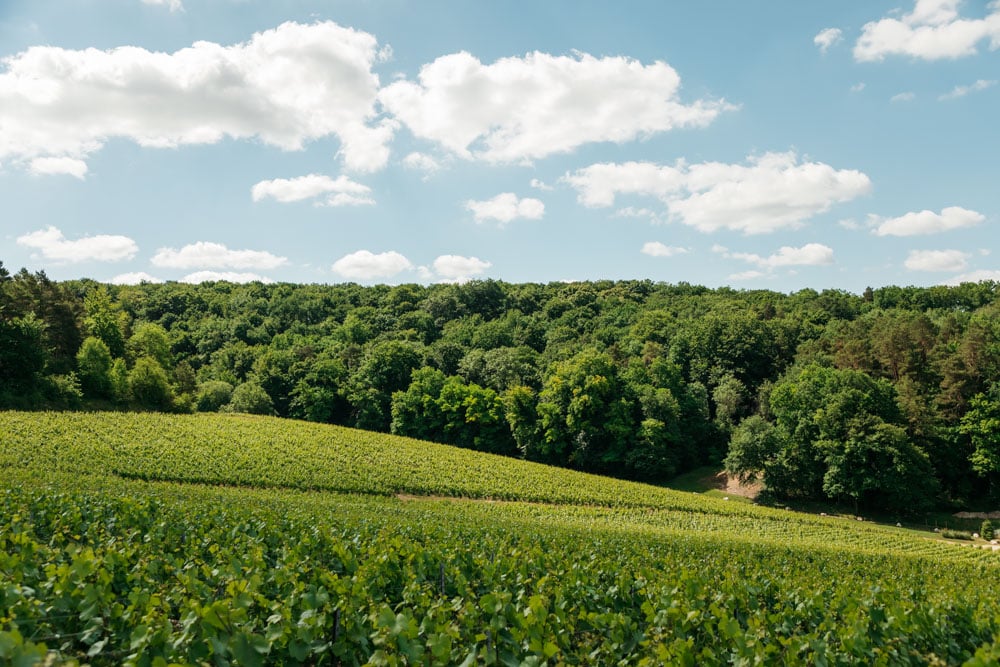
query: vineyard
3 412 1000 664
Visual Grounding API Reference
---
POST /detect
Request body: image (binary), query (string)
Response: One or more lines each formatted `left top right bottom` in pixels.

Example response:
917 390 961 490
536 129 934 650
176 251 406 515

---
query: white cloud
725 243 835 269
641 242 689 257
945 269 1000 285
28 157 88 179
331 250 412 280
814 28 844 53
433 255 492 283
109 272 163 285
615 207 662 222
180 271 273 284
891 91 916 103
379 51 733 163
466 193 545 224
851 82 867 93
564 152 871 234
401 152 441 174
0 21 393 173
141 0 183 12
939 78 997 100
729 270 767 281
251 174 374 206
16 226 138 263
905 249 970 271
529 178 554 191
855 0 1000 62
870 206 985 236
151 241 288 269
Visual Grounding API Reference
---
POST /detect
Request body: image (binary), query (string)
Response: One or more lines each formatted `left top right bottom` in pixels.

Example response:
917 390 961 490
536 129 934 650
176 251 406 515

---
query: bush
128 357 173 409
982 520 995 541
43 373 83 408
941 529 973 541
196 381 234 412
226 382 275 415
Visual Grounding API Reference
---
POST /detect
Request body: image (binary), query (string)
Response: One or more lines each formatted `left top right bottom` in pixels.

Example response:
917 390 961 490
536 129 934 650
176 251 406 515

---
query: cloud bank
0 21 393 173
565 152 871 234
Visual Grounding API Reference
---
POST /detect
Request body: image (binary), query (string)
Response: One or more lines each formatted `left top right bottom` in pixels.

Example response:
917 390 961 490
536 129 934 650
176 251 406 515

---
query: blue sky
0 0 997 291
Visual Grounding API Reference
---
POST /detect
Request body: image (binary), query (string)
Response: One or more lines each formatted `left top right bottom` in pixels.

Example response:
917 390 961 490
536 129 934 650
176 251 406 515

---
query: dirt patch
701 471 762 499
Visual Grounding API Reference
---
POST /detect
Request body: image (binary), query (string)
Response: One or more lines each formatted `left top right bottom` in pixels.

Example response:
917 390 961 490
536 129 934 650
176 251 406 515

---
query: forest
2 258 1000 514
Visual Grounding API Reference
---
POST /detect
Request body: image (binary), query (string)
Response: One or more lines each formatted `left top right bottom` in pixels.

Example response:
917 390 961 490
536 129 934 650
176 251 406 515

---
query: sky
0 0 997 292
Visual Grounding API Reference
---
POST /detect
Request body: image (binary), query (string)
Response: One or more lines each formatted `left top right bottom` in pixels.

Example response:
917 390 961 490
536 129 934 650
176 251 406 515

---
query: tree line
2 259 999 513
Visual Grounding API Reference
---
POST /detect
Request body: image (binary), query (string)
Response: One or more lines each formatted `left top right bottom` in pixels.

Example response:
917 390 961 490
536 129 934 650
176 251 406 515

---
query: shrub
941 529 973 540
226 381 275 415
196 381 234 412
128 357 173 409
982 520 995 541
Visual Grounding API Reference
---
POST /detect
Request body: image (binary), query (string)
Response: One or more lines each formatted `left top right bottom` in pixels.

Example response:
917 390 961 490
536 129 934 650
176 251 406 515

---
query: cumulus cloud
870 206 985 236
180 271 273 284
466 193 545 224
814 28 844 53
251 174 374 206
432 255 492 283
945 269 1000 285
0 21 393 173
141 0 183 12
151 241 288 269
939 78 997 100
891 91 916 103
905 249 970 271
401 152 441 175
331 250 413 280
851 82 867 93
564 152 871 234
720 243 835 269
854 0 1000 62
379 51 733 163
17 226 138 263
109 272 164 285
529 178 554 191
28 157 88 179
641 242 688 257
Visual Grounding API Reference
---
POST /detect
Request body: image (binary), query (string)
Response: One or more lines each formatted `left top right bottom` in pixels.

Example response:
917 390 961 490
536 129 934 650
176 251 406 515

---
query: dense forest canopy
3 258 1000 514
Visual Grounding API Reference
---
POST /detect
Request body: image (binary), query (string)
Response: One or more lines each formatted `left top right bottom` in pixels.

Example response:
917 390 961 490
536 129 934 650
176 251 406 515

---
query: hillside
5 274 1000 515
3 411 1000 664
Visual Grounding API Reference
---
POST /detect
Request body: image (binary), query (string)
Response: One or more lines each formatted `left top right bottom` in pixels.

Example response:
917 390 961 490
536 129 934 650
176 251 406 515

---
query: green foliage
982 520 995 541
83 285 127 358
0 312 47 394
348 340 423 431
537 349 636 473
392 369 516 456
739 364 938 512
42 372 83 408
226 381 275 415
196 380 234 412
127 322 172 368
4 272 1000 511
76 336 113 398
128 357 173 409
942 529 973 540
2 411 1000 664
724 415 785 486
109 358 129 404
962 389 1000 477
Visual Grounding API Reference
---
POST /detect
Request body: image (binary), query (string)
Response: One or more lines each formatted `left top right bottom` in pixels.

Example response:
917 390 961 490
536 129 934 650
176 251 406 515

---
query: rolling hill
2 411 999 665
